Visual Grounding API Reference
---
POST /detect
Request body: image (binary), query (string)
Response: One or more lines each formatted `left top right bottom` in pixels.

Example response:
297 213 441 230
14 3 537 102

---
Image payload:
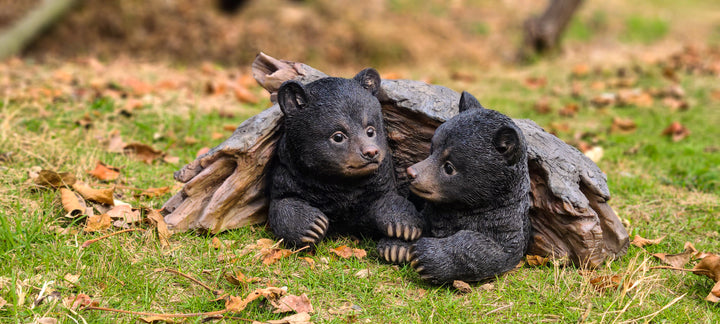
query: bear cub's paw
377 239 415 265
409 239 454 284
299 214 330 245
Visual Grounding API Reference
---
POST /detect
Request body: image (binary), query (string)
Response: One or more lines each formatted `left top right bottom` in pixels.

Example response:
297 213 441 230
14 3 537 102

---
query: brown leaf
196 147 210 157
691 253 720 303
662 97 689 111
225 287 285 313
63 294 98 310
630 234 665 248
224 271 260 286
71 181 114 205
273 293 314 313
452 280 472 294
87 161 120 181
589 275 623 292
653 242 697 268
661 122 691 142
106 204 142 227
610 117 637 134
145 208 171 247
139 186 170 198
533 98 552 114
35 170 76 188
301 257 315 269
234 85 259 104
36 318 58 324
571 64 590 77
60 188 86 218
525 255 549 267
211 237 222 249
223 125 237 132
523 76 546 89
590 93 616 107
558 103 579 117
84 213 112 232
330 246 367 259
123 78 153 96
123 143 163 164
266 312 312 324
162 155 180 164
261 248 293 265
106 131 126 153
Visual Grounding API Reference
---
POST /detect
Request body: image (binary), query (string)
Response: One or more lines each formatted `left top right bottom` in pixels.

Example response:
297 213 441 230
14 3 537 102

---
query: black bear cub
268 69 423 248
378 91 531 284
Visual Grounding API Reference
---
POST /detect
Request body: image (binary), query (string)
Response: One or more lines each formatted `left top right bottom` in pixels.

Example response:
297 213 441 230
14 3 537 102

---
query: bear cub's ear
353 68 381 96
278 80 308 115
492 126 523 166
458 91 485 113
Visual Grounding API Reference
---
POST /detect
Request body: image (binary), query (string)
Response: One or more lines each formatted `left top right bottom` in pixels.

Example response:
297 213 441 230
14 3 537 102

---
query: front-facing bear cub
268 69 423 248
379 91 531 284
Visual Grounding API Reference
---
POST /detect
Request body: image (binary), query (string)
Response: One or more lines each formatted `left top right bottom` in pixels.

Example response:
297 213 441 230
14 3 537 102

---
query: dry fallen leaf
88 161 120 181
301 257 315 269
558 103 579 117
63 294 98 310
196 147 210 157
224 271 260 286
273 293 314 314
610 117 637 134
583 146 604 163
106 204 142 226
264 312 313 324
453 280 472 294
525 255 550 267
145 208 171 247
72 181 114 205
571 64 590 77
691 253 720 303
84 213 112 232
139 186 171 198
106 131 126 153
60 188 86 218
589 275 624 292
662 121 691 142
64 273 80 285
330 246 367 259
123 143 164 164
234 85 259 104
261 248 293 265
225 287 285 313
630 235 666 248
35 170 76 188
523 76 547 89
35 318 58 324
653 242 697 268
533 98 552 114
211 237 223 249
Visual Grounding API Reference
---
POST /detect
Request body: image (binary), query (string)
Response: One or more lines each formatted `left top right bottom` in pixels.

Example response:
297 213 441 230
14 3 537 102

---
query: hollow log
162 52 629 267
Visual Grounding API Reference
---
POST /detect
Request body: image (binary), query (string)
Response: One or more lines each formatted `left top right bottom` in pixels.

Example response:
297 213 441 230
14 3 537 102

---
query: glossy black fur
268 69 423 248
380 91 531 284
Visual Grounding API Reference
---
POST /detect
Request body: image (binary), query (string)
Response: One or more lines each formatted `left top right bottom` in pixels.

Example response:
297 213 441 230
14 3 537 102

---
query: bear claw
386 224 421 241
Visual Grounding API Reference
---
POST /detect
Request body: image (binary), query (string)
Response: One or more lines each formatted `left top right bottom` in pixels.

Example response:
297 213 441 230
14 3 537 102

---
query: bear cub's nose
406 166 418 180
362 146 379 160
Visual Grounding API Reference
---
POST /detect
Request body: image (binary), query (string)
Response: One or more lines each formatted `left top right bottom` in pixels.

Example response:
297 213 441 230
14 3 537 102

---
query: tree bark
162 52 629 267
0 0 80 60
519 0 584 59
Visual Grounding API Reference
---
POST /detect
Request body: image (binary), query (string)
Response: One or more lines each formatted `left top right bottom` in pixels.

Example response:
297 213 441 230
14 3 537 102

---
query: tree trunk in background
519 0 584 60
0 0 80 60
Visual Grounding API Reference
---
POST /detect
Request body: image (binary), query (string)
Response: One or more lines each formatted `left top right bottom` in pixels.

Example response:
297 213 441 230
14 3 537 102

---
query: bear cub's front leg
268 198 329 248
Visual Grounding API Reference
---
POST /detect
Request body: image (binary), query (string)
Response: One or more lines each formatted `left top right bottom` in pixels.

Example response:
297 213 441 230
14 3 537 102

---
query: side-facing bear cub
268 69 423 248
378 91 531 284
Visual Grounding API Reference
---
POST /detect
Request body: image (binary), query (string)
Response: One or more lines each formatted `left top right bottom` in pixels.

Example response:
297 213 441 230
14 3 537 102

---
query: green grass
621 15 670 44
1 55 719 323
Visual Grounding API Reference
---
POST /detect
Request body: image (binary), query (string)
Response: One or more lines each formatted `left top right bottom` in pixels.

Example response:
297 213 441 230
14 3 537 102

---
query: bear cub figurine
378 91 531 284
268 69 423 248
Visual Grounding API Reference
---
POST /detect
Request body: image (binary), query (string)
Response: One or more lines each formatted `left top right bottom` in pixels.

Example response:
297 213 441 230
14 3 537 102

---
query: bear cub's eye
366 126 375 138
443 161 456 175
331 132 347 143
